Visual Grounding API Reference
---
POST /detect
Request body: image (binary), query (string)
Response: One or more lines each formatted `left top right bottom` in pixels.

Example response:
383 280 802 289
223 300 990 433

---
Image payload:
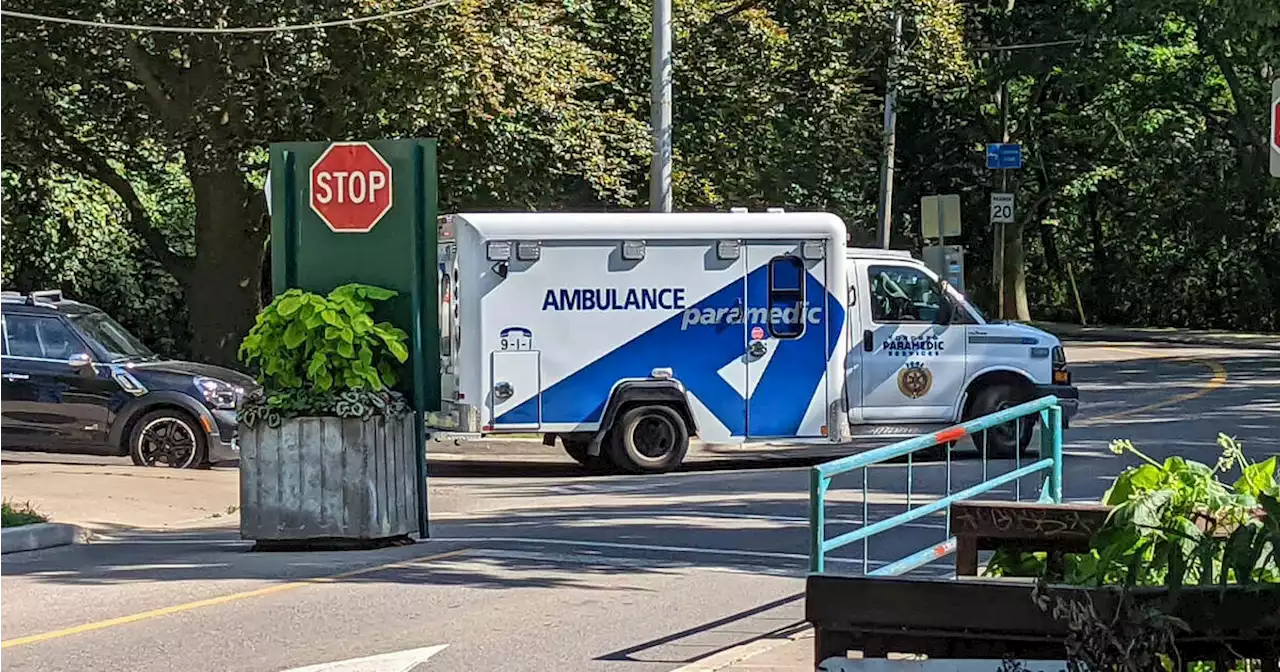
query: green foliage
237 388 410 430
2 0 1277 363
237 283 413 425
987 434 1280 588
1 500 48 528
239 283 409 394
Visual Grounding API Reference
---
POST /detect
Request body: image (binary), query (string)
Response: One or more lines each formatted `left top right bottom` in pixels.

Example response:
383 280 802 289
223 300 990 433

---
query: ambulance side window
867 265 947 324
768 255 806 339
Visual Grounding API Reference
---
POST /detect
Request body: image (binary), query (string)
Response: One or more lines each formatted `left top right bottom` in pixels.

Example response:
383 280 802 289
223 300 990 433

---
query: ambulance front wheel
609 405 690 474
966 383 1036 459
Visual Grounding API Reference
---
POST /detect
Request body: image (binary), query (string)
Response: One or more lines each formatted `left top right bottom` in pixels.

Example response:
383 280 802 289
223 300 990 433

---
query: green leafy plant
2 500 48 527
987 434 1279 588
237 284 410 427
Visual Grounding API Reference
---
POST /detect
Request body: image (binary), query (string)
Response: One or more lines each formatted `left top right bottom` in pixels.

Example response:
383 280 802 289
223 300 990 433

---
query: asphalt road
2 342 1277 672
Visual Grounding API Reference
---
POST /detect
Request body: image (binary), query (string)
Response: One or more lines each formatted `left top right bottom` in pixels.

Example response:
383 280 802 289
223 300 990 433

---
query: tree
2 0 649 365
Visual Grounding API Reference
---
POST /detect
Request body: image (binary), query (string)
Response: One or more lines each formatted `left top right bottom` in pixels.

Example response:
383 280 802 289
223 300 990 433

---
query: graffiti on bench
950 502 1109 541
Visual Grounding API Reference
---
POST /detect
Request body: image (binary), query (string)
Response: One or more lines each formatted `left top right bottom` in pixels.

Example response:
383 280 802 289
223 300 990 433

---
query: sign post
920 194 964 292
268 139 439 538
986 143 1022 319
1270 78 1279 178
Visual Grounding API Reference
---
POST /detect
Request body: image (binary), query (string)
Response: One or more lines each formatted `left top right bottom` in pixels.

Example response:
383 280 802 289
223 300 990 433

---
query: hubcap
137 417 197 468
631 415 677 462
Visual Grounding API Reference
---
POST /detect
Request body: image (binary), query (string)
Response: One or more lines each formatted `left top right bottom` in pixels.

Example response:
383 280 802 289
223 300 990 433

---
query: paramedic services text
542 287 822 331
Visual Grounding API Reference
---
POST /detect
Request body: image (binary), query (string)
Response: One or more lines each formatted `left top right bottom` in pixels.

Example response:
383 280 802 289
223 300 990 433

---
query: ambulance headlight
621 240 646 261
486 241 512 261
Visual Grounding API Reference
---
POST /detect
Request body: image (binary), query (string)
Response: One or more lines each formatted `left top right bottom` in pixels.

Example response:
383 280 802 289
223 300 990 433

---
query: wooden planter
807 574 1280 664
239 413 418 546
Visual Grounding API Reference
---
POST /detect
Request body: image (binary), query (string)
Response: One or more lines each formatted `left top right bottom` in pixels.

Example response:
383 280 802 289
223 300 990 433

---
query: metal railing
808 396 1065 574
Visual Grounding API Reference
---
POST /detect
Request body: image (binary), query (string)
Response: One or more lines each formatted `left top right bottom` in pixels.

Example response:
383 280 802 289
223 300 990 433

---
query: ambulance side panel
453 213 848 443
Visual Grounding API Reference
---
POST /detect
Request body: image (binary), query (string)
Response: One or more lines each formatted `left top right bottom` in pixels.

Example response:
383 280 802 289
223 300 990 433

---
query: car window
867 265 949 324
767 255 807 339
67 310 152 361
1 316 8 356
3 314 90 360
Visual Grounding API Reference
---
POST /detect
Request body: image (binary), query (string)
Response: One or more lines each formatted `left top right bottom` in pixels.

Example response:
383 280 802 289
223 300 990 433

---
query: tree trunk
185 157 269 368
1002 219 1031 321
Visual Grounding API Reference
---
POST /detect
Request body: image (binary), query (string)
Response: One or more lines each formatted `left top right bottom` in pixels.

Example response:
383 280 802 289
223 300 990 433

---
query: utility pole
649 0 673 212
875 12 903 248
995 67 1009 319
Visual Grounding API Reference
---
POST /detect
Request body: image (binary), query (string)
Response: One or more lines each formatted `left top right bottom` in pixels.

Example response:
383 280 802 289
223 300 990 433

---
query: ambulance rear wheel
966 383 1035 459
609 405 690 474
562 435 612 473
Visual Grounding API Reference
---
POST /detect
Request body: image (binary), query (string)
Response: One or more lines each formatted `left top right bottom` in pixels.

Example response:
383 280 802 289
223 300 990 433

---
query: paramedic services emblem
897 362 932 399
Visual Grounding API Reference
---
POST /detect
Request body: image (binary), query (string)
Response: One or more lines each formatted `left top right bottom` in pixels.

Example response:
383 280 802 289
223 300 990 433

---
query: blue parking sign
986 143 1023 170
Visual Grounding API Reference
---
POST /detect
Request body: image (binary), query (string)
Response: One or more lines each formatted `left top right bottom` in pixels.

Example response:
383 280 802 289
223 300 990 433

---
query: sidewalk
1035 321 1280 351
0 460 239 532
675 628 814 672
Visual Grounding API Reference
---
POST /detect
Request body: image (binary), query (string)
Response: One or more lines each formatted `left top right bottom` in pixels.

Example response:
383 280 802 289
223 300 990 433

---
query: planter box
807 574 1280 664
239 414 418 543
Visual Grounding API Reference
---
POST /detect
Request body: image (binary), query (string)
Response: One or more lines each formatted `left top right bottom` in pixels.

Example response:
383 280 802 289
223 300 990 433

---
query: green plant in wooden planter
988 433 1279 587
237 283 411 429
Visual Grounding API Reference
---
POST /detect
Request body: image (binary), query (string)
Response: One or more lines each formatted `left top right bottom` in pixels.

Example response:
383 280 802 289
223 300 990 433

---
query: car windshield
69 311 154 361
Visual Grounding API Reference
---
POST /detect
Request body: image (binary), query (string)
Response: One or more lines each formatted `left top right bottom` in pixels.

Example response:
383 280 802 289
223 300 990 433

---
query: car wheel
607 405 690 475
966 384 1035 459
129 409 208 469
561 434 613 473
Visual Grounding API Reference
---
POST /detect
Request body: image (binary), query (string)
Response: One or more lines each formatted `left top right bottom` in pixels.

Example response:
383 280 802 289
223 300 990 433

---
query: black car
0 290 257 468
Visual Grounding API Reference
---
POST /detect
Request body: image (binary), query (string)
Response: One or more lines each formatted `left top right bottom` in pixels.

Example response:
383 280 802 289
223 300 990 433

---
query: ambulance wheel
608 405 690 474
966 383 1035 459
562 435 612 473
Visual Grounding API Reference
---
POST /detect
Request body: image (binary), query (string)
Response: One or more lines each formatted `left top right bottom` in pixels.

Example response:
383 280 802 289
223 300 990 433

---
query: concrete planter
239 413 418 543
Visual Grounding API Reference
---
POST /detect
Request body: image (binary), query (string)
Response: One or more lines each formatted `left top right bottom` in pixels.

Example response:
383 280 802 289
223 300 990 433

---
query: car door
0 313 114 451
856 262 966 421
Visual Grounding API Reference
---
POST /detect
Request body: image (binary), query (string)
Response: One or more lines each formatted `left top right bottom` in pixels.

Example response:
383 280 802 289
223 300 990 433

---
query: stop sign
310 142 394 233
1272 96 1279 153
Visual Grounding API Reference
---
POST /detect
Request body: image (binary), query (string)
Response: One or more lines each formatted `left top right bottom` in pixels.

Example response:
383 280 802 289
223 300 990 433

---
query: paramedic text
680 304 822 330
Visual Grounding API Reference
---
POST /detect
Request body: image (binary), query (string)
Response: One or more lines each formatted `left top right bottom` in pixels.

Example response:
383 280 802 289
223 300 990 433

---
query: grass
1 500 48 528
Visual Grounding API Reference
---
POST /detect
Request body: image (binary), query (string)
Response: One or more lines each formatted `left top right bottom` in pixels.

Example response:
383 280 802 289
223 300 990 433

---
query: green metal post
1049 405 1064 503
411 143 431 539
809 468 827 573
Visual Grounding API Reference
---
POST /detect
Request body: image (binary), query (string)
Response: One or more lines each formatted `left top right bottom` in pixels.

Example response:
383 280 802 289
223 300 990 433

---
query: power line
0 1 455 34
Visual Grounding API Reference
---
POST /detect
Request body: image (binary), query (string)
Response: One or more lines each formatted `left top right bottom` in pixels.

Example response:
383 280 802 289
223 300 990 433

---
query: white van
434 212 1078 473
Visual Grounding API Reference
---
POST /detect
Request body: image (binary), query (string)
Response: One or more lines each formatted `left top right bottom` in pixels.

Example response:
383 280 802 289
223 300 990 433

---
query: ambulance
433 211 1078 473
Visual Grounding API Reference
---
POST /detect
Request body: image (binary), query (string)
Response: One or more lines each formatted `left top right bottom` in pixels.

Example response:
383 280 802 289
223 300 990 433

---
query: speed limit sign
990 192 1015 224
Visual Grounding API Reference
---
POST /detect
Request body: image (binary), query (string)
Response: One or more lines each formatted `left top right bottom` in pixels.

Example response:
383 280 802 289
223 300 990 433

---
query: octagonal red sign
309 142 394 233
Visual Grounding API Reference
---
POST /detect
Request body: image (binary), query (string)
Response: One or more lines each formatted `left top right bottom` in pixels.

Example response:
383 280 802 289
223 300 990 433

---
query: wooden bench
949 500 1111 579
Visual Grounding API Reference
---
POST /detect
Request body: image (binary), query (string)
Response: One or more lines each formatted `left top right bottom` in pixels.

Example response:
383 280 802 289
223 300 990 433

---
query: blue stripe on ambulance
496 264 845 437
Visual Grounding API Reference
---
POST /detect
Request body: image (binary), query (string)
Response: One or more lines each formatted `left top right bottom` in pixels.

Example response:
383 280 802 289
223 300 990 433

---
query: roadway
1 342 1277 672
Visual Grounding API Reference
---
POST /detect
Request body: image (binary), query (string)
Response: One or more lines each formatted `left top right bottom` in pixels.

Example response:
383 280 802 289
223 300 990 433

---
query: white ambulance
434 212 1078 473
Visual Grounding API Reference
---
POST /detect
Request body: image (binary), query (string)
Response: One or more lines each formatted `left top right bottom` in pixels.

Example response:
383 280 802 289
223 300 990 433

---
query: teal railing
808 396 1064 574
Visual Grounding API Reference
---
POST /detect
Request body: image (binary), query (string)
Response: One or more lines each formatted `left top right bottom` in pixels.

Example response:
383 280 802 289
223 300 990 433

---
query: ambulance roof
450 212 847 241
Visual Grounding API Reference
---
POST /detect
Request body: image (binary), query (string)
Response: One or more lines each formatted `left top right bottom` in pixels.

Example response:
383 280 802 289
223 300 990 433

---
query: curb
1037 324 1280 351
1 522 90 554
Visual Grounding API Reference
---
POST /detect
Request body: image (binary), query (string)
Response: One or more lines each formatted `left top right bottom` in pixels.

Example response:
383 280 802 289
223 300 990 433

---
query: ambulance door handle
863 330 874 352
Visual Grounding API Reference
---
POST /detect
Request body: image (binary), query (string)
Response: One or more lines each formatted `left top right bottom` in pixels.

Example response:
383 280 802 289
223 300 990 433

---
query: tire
562 434 612 473
966 383 1036 459
128 409 208 469
607 404 690 474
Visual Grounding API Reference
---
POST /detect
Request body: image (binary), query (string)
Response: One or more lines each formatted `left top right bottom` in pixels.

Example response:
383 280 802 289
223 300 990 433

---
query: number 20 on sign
990 192 1015 224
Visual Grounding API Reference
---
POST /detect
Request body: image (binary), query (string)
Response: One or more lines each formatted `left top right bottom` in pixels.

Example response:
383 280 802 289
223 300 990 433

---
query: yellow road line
0 547 470 650
1077 348 1228 426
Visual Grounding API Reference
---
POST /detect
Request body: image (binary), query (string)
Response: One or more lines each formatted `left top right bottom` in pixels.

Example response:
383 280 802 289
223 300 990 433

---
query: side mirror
68 353 93 368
